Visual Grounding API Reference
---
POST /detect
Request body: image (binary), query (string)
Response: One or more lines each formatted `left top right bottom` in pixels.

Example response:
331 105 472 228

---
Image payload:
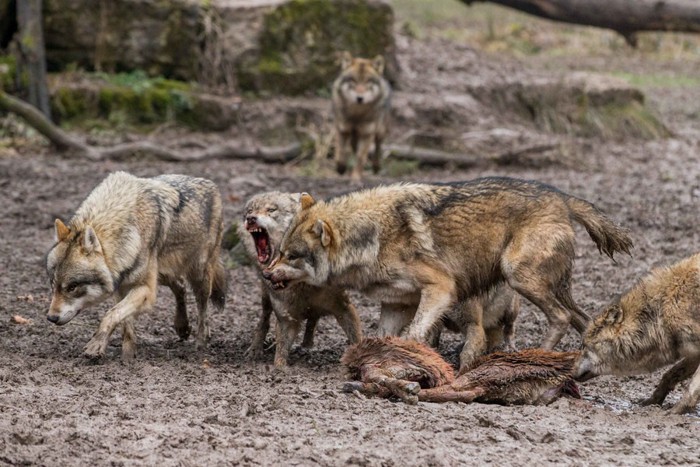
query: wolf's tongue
256 235 269 261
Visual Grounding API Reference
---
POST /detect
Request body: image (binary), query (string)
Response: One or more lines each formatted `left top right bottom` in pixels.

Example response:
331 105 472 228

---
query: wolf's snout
246 215 257 226
46 314 60 324
262 269 273 280
356 96 364 104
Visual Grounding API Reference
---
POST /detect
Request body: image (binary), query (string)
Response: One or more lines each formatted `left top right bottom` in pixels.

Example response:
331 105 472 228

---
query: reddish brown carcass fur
420 349 581 405
341 336 455 404
341 337 580 405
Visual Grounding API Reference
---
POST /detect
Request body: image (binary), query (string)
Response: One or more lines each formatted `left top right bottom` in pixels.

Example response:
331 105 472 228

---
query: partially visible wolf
240 191 362 367
574 253 700 414
264 177 633 351
379 284 520 370
46 171 226 360
332 51 391 181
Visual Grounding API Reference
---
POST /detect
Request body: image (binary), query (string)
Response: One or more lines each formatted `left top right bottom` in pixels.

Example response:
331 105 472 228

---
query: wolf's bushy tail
565 197 633 260
210 257 227 310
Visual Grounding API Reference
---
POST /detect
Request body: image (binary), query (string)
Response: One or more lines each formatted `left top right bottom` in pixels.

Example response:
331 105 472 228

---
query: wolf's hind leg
189 272 212 350
667 358 700 414
164 278 189 340
503 226 578 349
418 387 484 403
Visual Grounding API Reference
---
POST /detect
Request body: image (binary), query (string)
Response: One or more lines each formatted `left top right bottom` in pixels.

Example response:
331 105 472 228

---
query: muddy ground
2 23 700 467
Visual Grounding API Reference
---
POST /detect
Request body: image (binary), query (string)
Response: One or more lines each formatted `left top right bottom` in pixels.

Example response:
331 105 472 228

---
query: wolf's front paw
639 395 664 407
83 338 107 360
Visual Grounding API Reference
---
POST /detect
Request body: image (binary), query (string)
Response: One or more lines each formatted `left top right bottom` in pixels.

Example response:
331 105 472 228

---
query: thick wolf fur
332 52 391 181
46 171 226 360
574 253 700 414
240 191 362 367
379 284 520 370
264 177 633 351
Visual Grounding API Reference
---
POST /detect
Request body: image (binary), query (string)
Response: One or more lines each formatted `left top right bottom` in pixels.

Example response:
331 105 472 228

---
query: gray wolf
263 177 633 351
332 51 391 181
240 191 362 367
341 337 580 405
46 171 226 360
574 253 700 414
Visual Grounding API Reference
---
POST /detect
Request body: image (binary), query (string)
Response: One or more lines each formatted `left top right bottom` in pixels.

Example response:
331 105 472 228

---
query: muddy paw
121 343 137 363
405 381 421 395
174 323 191 341
83 339 106 360
638 396 664 407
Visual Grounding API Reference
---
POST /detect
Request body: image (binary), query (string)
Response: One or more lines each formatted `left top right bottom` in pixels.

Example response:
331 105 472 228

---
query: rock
42 0 398 95
471 73 669 140
236 0 397 95
43 0 201 80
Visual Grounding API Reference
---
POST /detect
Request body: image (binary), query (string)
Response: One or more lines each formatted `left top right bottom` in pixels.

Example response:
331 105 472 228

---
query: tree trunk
464 0 700 46
16 0 51 118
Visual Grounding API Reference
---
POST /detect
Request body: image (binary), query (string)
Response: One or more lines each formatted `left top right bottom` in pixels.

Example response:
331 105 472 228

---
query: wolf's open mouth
248 226 272 264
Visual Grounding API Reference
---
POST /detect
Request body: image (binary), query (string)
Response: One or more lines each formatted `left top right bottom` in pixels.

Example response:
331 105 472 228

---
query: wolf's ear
313 219 333 248
604 304 624 326
340 51 353 69
300 193 315 210
55 219 71 242
82 226 102 254
372 55 385 75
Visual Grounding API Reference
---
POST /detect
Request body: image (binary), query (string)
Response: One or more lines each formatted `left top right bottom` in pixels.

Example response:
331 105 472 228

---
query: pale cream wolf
263 177 632 353
332 51 391 181
240 191 362 367
46 171 226 360
574 253 700 414
379 284 520 370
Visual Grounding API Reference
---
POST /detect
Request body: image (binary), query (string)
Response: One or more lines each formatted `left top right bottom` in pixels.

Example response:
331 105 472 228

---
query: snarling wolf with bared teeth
240 191 362 367
341 337 580 405
332 51 391 181
46 171 227 360
263 177 633 350
574 253 700 414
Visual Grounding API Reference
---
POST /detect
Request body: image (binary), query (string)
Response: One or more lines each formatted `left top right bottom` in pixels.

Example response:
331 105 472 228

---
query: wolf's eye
65 283 78 293
267 206 277 213
287 252 301 261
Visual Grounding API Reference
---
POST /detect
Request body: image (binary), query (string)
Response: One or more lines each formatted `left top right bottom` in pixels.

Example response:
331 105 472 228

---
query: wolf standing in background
241 192 362 367
574 253 700 414
264 177 633 352
46 172 226 360
332 51 391 182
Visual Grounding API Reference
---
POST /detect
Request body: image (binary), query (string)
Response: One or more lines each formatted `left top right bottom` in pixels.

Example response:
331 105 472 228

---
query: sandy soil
2 31 700 467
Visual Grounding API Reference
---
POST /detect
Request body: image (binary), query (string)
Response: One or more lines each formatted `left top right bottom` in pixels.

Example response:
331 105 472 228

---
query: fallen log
463 0 700 46
1 90 557 167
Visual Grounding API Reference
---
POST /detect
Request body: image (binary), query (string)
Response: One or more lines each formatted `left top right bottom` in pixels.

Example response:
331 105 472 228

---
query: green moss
0 55 16 91
238 0 395 95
